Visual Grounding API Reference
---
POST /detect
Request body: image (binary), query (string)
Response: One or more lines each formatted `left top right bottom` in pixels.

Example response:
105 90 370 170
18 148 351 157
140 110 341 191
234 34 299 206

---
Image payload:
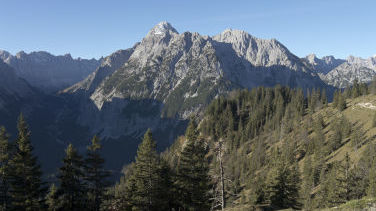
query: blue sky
0 0 375 59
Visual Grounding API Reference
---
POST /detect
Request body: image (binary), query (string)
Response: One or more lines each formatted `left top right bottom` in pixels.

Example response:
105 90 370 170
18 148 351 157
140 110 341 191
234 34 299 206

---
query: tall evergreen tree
84 136 110 211
265 157 301 209
0 127 11 210
321 89 327 106
367 158 376 197
301 156 314 210
370 76 376 94
9 114 45 210
45 184 60 211
332 90 339 108
329 118 343 152
352 79 361 98
58 144 86 211
326 162 346 207
337 93 346 111
372 112 376 128
129 129 165 210
176 120 210 211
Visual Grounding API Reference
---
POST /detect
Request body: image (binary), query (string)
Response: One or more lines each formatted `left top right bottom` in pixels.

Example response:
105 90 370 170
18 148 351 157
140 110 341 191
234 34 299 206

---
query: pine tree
265 149 300 209
332 90 339 108
9 114 45 210
326 162 346 207
45 184 60 211
367 158 376 197
337 93 346 111
248 173 266 206
313 115 325 155
84 136 110 211
342 153 352 201
301 156 314 210
329 118 343 152
130 129 164 210
176 120 210 211
370 76 376 94
372 112 376 128
348 165 366 200
352 79 360 98
115 164 137 210
58 144 86 210
0 127 11 210
315 164 329 208
350 125 365 150
265 163 301 209
321 89 327 106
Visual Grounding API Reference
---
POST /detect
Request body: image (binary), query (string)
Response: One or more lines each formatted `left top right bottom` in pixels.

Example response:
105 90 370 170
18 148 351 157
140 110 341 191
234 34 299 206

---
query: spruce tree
350 125 364 150
129 129 165 210
370 76 376 94
352 79 360 98
301 156 314 210
332 90 339 108
372 112 376 128
313 115 325 155
342 153 352 201
367 158 376 197
329 118 343 152
265 157 301 209
45 184 60 211
84 136 110 211
58 144 86 210
326 162 346 207
315 164 329 208
321 89 327 106
9 114 45 210
0 127 11 210
176 120 210 211
337 93 346 111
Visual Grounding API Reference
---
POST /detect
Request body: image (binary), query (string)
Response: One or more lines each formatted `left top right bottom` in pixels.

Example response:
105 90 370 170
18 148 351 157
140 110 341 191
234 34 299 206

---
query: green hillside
157 81 376 210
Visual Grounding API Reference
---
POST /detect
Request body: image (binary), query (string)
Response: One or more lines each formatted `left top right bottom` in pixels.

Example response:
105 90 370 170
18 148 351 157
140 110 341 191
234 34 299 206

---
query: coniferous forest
2 79 376 211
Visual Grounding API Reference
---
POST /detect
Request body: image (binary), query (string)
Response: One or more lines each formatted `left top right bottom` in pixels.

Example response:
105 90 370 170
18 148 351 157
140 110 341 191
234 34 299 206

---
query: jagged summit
215 28 257 41
147 21 178 37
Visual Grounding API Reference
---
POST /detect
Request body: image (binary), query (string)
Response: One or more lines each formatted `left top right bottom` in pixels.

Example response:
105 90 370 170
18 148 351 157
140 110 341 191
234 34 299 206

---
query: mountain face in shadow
0 50 101 93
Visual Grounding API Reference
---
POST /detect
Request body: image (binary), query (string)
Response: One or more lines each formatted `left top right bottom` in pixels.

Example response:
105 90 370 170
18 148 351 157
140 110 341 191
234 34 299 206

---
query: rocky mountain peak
0 50 11 62
146 21 178 37
347 55 362 64
214 29 255 43
305 53 318 64
15 51 27 59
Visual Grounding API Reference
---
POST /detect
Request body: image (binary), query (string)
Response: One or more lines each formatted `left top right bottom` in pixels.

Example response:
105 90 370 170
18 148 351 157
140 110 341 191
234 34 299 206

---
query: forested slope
110 79 376 211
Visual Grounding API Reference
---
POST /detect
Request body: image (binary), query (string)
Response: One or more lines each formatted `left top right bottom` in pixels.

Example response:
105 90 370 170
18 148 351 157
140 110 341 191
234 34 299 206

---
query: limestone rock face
64 22 328 140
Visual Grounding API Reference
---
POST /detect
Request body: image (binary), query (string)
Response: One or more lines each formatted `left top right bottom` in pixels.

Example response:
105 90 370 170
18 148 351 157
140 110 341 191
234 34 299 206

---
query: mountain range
303 53 376 88
0 21 375 175
0 50 101 92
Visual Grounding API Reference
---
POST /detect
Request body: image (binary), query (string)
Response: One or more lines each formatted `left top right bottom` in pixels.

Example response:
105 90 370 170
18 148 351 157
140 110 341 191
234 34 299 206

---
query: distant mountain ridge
303 54 376 88
302 53 346 75
0 50 101 92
